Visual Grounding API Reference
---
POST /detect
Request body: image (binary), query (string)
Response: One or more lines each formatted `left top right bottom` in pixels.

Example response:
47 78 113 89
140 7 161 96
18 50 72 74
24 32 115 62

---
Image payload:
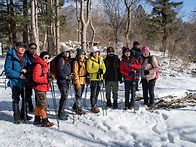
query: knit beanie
40 51 50 59
141 46 150 54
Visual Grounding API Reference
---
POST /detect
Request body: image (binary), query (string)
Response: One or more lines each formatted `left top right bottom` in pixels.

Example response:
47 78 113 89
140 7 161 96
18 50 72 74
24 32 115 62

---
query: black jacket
104 54 122 81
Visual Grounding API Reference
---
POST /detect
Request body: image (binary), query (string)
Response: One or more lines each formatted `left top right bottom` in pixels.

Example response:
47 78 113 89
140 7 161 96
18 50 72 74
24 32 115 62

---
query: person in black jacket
25 43 39 112
104 47 122 109
56 45 73 120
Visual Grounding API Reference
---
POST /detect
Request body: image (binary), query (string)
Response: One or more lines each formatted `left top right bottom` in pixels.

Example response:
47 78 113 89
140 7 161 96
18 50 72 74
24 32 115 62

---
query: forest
0 0 195 62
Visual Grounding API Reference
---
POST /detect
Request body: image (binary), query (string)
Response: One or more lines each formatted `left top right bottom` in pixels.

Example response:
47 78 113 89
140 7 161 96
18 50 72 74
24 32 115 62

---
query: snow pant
90 81 100 108
141 78 155 105
25 84 36 111
12 86 26 121
74 84 85 108
105 81 118 100
124 80 136 108
57 83 69 117
35 90 47 109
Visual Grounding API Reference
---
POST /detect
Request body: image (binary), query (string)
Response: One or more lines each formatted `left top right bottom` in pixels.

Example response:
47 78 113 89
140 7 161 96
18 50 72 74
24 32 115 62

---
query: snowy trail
0 56 196 147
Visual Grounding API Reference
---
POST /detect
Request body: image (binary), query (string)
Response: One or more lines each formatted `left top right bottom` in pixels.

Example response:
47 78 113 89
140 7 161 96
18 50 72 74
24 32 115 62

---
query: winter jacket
33 57 50 92
104 54 121 81
139 55 159 81
131 47 141 60
120 56 141 81
4 48 31 88
86 55 106 81
55 53 71 85
25 50 39 64
72 59 87 85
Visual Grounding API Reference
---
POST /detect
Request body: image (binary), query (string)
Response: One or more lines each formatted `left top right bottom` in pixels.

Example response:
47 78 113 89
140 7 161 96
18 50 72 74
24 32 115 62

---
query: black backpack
25 63 44 86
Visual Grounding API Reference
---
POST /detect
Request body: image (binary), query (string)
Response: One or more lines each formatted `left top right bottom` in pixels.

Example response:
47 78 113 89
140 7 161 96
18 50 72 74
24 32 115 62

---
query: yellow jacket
72 59 86 85
86 55 106 81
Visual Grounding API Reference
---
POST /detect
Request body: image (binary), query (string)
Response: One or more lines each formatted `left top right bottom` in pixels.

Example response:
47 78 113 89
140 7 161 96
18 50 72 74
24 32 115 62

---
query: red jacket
120 56 141 81
33 57 50 92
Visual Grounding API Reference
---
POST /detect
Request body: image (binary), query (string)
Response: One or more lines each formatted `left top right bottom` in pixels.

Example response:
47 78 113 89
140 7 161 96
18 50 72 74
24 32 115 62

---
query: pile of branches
148 93 196 110
136 93 196 110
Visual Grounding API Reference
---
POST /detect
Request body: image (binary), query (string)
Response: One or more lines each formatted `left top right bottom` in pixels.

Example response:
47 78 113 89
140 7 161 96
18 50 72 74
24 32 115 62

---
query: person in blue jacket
131 41 141 91
4 42 32 124
55 45 73 120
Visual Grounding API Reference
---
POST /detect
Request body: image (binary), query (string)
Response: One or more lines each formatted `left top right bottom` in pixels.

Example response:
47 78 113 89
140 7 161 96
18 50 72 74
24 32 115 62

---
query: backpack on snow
25 63 44 86
50 57 65 79
148 55 159 85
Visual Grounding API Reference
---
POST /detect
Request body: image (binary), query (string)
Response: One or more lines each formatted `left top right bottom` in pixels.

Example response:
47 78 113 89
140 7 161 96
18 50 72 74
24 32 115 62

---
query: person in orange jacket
72 49 87 115
33 51 54 127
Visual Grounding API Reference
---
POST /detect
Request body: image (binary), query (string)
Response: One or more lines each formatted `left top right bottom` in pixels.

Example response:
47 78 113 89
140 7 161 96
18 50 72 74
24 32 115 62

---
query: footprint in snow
162 113 169 120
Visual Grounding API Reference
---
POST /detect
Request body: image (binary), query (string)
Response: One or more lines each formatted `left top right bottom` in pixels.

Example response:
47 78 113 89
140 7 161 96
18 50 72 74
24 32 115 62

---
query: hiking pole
0 70 4 76
69 81 75 124
101 81 107 115
50 81 59 129
98 74 105 116
22 78 27 123
83 85 88 107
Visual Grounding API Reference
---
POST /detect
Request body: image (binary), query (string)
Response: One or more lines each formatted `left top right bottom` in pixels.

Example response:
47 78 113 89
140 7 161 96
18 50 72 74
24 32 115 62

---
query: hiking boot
129 107 134 110
58 114 69 120
14 119 21 124
20 114 33 120
41 118 54 127
124 107 128 110
73 104 86 115
33 116 41 125
113 99 118 109
106 99 112 108
91 107 100 113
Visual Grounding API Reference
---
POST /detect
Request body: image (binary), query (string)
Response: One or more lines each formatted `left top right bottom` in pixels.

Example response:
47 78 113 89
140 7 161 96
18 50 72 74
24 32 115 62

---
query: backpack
50 57 65 79
25 63 44 86
148 55 159 85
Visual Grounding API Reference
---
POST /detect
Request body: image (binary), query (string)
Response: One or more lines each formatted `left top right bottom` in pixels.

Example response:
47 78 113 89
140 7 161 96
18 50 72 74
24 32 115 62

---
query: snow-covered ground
0 51 196 147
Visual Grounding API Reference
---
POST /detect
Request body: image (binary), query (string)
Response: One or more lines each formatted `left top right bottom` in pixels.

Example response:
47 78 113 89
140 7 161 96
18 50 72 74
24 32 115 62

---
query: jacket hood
89 54 103 62
7 48 20 60
34 57 49 67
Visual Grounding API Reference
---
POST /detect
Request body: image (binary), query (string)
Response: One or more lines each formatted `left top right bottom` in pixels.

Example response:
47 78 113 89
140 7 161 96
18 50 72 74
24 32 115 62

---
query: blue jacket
131 47 141 60
55 53 71 85
4 48 31 88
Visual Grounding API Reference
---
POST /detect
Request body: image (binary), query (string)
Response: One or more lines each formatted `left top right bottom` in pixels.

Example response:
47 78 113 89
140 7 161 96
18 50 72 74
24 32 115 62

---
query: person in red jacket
32 51 54 127
120 47 141 110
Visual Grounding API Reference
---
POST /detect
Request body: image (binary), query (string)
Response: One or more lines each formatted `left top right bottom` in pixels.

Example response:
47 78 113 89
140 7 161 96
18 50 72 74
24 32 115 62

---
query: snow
0 51 196 147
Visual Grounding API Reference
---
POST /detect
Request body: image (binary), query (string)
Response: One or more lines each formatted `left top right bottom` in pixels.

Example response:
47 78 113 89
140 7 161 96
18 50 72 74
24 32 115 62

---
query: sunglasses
44 56 50 59
124 51 129 54
30 48 37 50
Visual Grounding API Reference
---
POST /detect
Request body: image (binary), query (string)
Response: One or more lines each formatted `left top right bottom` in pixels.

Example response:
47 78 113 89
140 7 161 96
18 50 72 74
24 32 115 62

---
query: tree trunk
23 0 28 46
6 0 11 48
10 0 17 44
80 0 91 51
56 0 60 54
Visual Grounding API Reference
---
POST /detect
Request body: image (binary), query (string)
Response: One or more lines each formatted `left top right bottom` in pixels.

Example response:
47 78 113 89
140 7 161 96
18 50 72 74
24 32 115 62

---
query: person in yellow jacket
86 46 106 113
72 49 87 115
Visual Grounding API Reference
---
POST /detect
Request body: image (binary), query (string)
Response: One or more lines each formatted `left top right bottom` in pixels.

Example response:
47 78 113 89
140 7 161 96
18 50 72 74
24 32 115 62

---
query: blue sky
174 0 196 21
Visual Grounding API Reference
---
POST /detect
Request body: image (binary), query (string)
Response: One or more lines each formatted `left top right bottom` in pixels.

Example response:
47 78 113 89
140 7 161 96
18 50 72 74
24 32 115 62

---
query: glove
48 77 53 83
144 70 149 75
129 72 135 77
86 76 90 85
76 84 81 89
127 63 132 68
98 68 103 74
66 75 74 81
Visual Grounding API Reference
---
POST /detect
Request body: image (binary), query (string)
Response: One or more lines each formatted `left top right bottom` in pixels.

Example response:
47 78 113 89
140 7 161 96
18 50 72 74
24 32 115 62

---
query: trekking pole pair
98 74 107 116
69 81 76 124
50 81 59 129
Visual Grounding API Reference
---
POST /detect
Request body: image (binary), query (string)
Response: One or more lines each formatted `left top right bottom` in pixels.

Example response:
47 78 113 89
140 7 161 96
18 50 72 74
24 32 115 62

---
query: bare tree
31 0 40 54
56 0 60 54
80 0 92 51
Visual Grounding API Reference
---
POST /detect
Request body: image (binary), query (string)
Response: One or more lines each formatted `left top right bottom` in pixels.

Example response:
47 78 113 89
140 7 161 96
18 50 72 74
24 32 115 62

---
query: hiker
131 41 141 91
139 46 159 106
104 47 122 109
56 45 73 120
86 46 106 113
4 41 32 124
25 43 39 112
33 51 54 127
120 46 141 110
72 48 87 115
